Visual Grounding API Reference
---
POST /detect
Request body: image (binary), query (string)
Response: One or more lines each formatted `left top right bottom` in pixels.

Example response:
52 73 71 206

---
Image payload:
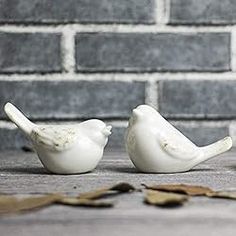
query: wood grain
0 149 236 236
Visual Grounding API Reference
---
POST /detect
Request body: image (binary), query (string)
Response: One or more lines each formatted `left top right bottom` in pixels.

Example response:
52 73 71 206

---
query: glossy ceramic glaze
4 102 112 174
125 104 232 173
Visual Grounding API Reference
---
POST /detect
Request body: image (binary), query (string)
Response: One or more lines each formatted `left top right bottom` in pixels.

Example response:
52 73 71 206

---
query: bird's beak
102 125 112 136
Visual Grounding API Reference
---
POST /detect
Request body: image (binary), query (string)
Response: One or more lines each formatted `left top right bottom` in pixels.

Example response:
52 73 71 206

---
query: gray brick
75 33 230 72
0 127 30 150
107 125 126 150
107 123 228 149
173 122 229 146
0 122 229 150
159 80 236 119
0 33 61 73
101 122 229 149
106 122 229 149
0 123 126 150
0 0 155 24
0 80 145 119
169 0 236 25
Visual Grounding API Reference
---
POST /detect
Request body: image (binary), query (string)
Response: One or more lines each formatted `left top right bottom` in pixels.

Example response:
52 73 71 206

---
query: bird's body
4 103 111 174
125 105 232 173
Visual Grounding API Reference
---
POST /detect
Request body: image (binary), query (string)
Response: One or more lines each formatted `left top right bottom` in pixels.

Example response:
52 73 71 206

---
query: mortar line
229 123 236 141
0 24 234 33
231 28 236 71
155 0 169 25
0 119 233 128
145 80 158 109
0 120 128 128
171 120 233 127
1 72 236 82
165 0 171 24
61 27 76 74
156 82 159 110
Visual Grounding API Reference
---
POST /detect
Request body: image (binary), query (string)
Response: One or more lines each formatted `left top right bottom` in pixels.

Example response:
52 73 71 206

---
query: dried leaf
57 197 113 208
78 188 109 200
206 191 236 200
0 183 135 214
0 195 17 213
110 182 136 192
79 182 135 200
0 194 62 214
143 184 213 196
144 190 188 207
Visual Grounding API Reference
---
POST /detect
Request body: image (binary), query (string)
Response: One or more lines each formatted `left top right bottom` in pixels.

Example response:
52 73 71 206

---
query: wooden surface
0 148 236 236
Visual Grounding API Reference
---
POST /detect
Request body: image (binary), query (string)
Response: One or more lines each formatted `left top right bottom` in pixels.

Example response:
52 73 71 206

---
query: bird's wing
32 126 78 151
159 135 199 160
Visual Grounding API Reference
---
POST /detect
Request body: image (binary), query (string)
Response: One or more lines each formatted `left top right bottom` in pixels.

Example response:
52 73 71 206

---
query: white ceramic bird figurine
125 105 233 173
4 102 112 174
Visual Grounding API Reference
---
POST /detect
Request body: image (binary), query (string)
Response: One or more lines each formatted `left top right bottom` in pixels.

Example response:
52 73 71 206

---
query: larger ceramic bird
4 102 112 174
125 105 232 173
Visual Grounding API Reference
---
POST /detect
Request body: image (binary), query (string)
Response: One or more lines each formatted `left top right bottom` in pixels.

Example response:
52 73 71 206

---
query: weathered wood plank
0 149 236 236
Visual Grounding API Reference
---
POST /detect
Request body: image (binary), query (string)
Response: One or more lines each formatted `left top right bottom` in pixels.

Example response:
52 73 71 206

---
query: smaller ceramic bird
125 105 232 173
4 102 112 174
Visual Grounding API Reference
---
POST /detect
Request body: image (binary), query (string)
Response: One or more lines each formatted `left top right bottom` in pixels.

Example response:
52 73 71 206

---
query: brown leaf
110 182 136 192
78 182 135 200
0 183 135 214
0 194 62 214
143 184 213 196
57 197 113 208
206 191 236 200
144 190 188 207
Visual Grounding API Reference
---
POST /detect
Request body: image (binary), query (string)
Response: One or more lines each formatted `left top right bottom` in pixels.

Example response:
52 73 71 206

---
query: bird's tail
4 102 35 136
199 136 232 162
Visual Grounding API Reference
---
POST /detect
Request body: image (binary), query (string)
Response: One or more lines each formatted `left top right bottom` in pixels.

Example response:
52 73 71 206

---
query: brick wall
0 0 236 150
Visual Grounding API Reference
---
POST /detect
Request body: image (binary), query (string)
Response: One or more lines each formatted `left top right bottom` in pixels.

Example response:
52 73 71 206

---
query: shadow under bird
125 105 233 173
4 102 112 174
